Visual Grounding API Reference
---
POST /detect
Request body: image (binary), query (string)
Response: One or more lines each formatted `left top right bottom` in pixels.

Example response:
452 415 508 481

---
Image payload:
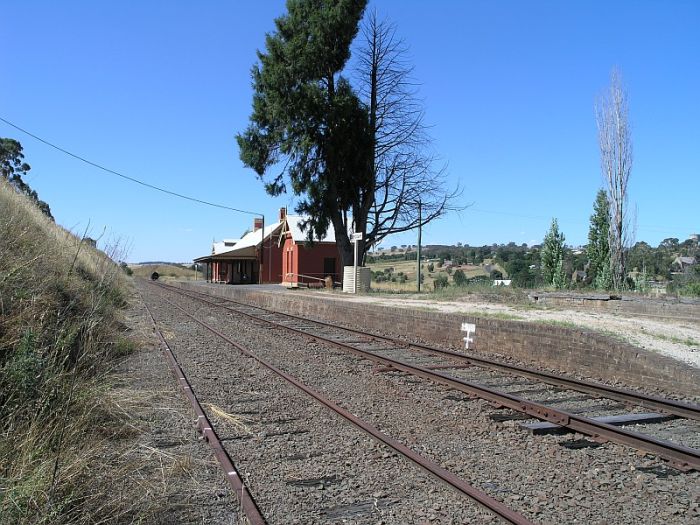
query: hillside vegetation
0 179 133 523
130 262 202 281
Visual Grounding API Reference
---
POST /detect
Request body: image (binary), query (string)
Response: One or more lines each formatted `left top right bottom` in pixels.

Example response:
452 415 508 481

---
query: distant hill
134 261 189 267
130 263 202 281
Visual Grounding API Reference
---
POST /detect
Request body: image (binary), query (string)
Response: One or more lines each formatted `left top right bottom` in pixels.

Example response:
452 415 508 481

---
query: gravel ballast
139 281 700 524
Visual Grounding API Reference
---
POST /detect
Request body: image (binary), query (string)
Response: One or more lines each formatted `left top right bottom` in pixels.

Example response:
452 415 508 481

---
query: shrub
433 274 449 290
681 281 700 297
453 269 467 286
427 262 434 272
120 261 133 276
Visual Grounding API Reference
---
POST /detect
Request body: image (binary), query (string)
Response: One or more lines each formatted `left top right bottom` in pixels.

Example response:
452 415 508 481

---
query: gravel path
141 281 700 524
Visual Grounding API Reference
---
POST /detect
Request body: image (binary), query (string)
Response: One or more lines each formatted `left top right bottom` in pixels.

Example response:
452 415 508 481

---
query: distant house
672 256 697 273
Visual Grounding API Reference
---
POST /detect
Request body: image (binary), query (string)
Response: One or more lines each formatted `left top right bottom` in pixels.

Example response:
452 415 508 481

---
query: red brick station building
194 208 340 287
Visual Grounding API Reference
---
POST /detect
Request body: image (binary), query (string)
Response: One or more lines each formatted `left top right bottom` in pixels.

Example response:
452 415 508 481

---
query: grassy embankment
0 179 134 523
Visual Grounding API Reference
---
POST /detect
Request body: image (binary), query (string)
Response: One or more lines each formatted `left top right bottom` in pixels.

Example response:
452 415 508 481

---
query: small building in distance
672 256 697 273
194 208 339 286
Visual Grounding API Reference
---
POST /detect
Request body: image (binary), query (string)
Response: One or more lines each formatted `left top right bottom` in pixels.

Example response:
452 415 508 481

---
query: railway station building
194 208 340 286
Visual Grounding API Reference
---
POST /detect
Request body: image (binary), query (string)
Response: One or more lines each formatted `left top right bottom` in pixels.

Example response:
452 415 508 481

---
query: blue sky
2 1 698 262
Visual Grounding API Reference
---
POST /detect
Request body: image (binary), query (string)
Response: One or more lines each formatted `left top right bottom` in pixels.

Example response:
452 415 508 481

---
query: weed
651 333 699 347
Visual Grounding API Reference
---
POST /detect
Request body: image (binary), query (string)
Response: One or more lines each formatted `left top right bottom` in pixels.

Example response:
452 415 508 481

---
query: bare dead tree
354 11 461 263
595 68 633 291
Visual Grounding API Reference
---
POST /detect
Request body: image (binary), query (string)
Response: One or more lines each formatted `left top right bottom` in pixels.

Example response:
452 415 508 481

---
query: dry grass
0 179 138 523
206 404 254 434
367 258 504 293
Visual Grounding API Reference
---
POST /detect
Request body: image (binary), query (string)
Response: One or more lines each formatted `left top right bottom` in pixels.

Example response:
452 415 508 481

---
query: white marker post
461 322 476 350
351 232 363 294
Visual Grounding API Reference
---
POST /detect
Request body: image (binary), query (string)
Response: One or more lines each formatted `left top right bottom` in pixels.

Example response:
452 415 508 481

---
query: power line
0 116 261 216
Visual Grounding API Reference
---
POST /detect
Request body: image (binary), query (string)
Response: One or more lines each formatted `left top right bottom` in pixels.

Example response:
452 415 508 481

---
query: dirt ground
337 293 700 369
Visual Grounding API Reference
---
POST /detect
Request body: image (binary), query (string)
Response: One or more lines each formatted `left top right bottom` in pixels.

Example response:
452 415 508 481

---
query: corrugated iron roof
284 215 336 243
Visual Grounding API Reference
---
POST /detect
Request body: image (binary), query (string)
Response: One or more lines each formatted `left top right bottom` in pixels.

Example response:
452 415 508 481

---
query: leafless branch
354 10 463 259
595 67 633 290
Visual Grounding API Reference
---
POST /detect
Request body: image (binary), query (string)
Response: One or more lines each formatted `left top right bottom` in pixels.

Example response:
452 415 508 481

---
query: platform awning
193 221 283 263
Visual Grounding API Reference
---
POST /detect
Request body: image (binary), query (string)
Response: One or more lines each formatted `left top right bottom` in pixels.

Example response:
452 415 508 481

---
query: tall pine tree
236 0 370 267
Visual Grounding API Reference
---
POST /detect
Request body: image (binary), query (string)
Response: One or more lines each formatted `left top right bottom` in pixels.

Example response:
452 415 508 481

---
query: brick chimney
279 207 287 222
253 217 263 232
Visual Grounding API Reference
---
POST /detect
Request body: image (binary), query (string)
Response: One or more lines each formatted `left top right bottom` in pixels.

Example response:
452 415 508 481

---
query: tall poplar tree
541 218 566 289
596 68 633 290
236 0 370 267
587 189 611 289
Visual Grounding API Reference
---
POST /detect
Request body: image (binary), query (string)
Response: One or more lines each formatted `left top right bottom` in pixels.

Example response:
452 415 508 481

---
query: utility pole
417 199 422 292
259 215 264 284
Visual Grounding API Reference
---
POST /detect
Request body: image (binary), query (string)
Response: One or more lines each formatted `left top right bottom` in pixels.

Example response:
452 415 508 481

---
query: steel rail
141 296 267 525
167 283 700 421
150 287 535 525
157 283 700 471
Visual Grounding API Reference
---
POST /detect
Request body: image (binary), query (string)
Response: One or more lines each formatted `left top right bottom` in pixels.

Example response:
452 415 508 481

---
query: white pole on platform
351 232 363 294
353 238 358 294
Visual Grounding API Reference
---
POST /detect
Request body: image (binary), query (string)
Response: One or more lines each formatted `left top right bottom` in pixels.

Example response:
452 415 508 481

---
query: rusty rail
150 285 534 525
158 283 700 471
169 283 700 421
141 296 267 525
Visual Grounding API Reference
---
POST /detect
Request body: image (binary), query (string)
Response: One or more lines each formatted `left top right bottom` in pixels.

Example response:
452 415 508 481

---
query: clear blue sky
2 1 698 262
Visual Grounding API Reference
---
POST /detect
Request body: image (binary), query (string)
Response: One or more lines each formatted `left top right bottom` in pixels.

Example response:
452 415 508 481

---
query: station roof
283 215 336 244
194 221 283 262
212 239 240 255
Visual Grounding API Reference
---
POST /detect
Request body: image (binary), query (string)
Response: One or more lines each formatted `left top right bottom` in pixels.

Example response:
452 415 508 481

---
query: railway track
141 296 266 525
155 281 700 472
142 283 535 524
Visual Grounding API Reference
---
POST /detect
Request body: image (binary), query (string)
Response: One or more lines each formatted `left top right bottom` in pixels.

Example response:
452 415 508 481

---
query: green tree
0 138 53 220
587 189 611 289
237 0 370 268
453 269 467 286
541 218 566 289
433 273 448 290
